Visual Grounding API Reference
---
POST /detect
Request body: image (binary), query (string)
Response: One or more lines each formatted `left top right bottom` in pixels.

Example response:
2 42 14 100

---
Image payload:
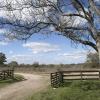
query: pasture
27 80 100 100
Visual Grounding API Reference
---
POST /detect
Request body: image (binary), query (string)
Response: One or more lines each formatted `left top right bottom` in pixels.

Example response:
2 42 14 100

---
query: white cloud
6 49 93 64
7 54 34 64
0 29 6 33
56 50 88 63
0 41 8 46
73 16 87 26
59 50 88 56
23 42 60 54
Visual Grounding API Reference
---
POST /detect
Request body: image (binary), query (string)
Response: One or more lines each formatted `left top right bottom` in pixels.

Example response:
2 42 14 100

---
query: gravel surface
0 73 49 100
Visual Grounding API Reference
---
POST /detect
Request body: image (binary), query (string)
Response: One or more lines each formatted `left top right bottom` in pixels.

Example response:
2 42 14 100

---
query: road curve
0 73 49 100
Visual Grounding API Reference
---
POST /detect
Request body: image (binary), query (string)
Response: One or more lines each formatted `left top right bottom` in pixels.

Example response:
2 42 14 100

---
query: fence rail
50 69 100 88
0 69 14 80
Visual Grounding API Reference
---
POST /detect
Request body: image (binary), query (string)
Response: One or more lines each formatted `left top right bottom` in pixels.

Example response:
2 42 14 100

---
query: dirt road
0 73 49 100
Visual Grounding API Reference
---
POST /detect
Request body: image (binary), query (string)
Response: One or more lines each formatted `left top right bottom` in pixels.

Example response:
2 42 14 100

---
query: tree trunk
98 47 100 67
97 36 100 68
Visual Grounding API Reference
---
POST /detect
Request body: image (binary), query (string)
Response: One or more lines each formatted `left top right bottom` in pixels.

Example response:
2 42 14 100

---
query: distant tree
86 52 99 67
0 52 6 65
40 64 46 68
33 62 39 68
48 64 55 67
19 63 25 67
8 61 18 68
60 63 64 67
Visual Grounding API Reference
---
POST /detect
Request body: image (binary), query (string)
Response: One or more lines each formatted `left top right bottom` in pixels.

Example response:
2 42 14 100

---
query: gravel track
0 73 48 100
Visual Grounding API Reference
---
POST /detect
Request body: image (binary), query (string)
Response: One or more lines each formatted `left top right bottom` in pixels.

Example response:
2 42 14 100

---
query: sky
0 33 94 64
0 0 98 64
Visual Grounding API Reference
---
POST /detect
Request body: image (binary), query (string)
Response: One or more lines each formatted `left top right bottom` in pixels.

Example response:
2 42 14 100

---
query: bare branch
0 0 99 52
89 0 100 16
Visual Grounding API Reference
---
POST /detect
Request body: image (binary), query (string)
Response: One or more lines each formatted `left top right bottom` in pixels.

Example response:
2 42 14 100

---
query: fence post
3 70 6 80
50 73 53 87
59 71 63 86
11 69 14 79
56 72 59 87
99 71 100 79
80 71 83 80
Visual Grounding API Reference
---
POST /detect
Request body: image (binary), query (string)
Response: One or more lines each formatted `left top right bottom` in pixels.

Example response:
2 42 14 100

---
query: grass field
27 80 100 100
0 74 25 89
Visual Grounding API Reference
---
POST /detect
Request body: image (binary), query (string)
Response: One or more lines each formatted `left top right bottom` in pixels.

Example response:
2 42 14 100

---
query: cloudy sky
0 0 98 64
0 33 94 64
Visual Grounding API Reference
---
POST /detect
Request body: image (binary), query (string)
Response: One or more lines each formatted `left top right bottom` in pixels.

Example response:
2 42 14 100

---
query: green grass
27 80 100 100
0 74 25 88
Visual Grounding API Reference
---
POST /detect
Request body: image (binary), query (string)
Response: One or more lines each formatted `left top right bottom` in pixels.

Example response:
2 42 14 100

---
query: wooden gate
50 70 100 88
50 72 63 88
0 69 14 80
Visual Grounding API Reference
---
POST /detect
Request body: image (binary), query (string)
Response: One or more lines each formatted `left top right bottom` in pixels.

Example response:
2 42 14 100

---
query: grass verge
0 74 25 88
27 80 100 100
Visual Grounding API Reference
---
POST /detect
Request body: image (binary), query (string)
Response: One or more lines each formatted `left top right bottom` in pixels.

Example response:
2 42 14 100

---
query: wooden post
59 71 63 85
11 70 14 79
3 70 6 80
50 73 52 87
56 72 59 88
80 71 83 80
99 71 100 79
50 73 54 87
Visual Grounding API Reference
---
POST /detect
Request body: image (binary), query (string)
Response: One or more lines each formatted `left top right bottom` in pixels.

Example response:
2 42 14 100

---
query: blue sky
0 33 93 64
0 0 98 64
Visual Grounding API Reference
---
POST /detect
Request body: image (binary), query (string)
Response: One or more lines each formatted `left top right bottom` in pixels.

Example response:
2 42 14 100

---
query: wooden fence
50 70 100 88
51 72 63 88
0 69 14 80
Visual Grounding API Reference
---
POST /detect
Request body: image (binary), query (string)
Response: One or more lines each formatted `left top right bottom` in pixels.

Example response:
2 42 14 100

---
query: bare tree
0 0 100 64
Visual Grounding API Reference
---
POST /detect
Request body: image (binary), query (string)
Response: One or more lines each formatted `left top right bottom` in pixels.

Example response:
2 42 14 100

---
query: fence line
50 69 100 88
0 69 14 80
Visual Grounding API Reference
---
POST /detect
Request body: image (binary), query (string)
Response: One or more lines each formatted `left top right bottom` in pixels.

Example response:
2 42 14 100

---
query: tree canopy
86 52 99 67
8 61 18 67
0 0 99 50
0 0 100 63
0 52 6 65
87 52 99 63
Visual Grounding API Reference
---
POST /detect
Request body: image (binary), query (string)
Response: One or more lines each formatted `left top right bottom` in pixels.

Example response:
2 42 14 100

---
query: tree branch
63 13 85 19
89 0 100 16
